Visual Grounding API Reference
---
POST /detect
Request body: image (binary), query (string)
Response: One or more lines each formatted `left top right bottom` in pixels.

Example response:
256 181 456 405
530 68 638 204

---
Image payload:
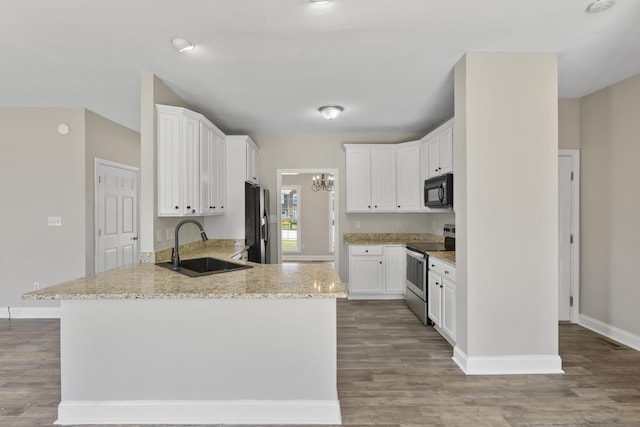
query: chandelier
312 174 334 192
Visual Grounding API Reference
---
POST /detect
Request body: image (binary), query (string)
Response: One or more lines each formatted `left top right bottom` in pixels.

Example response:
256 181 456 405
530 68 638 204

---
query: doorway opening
281 185 301 253
276 169 339 268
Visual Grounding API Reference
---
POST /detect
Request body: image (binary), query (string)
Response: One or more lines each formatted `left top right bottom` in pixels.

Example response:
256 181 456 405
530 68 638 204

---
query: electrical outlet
396 220 402 229
166 228 172 240
157 230 163 242
47 216 62 227
34 282 40 291
356 220 361 229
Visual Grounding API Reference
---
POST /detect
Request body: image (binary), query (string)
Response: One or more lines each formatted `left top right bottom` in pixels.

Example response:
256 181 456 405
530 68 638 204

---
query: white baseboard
347 293 405 300
453 346 564 375
1 306 60 319
56 399 342 425
579 314 640 351
282 255 335 262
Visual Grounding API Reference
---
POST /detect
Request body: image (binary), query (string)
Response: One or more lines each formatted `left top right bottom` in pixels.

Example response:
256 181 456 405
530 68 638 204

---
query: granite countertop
344 233 456 266
343 233 444 245
23 245 346 301
427 251 456 266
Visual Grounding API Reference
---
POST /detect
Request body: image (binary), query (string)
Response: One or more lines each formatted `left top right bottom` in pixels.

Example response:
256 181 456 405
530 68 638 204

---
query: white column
453 52 562 374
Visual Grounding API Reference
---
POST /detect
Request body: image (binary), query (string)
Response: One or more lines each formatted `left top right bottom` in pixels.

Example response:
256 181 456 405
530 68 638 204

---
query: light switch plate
47 216 62 227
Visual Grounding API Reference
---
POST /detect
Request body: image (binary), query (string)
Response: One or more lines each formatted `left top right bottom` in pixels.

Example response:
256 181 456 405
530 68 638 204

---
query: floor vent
596 336 625 349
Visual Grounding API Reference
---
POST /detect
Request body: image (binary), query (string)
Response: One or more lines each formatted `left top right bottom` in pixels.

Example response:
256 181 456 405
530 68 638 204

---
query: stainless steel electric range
405 225 455 325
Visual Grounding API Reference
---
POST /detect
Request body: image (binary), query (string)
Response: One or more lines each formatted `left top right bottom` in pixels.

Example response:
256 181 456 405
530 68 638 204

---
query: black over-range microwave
424 173 453 209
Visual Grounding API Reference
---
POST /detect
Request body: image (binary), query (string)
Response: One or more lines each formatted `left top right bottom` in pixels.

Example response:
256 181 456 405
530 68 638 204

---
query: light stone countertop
343 233 444 245
427 251 456 266
23 249 346 301
344 233 456 266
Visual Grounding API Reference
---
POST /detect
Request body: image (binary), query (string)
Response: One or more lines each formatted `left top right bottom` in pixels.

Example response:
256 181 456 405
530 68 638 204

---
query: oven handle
406 248 427 261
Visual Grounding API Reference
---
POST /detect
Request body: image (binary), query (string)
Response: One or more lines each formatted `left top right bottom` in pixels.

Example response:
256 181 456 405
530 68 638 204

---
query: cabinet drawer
349 245 384 256
429 257 456 280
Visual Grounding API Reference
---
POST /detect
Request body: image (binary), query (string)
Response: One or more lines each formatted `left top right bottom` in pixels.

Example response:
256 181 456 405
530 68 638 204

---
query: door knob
132 236 139 240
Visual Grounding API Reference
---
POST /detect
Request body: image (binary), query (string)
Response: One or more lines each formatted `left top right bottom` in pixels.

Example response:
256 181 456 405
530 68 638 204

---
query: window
281 186 301 252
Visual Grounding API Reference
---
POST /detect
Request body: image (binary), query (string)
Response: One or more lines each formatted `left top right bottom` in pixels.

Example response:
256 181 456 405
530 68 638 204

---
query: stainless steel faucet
172 219 208 270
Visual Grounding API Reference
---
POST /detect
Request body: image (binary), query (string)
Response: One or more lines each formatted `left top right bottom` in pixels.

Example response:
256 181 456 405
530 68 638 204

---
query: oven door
406 249 426 300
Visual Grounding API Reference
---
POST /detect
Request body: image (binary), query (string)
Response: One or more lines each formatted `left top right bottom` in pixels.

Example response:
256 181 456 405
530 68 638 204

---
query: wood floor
1 299 639 426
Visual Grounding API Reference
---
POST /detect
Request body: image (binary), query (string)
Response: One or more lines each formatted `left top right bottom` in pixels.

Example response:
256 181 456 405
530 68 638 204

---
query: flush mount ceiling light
170 37 195 52
586 0 616 13
310 0 332 4
318 105 344 120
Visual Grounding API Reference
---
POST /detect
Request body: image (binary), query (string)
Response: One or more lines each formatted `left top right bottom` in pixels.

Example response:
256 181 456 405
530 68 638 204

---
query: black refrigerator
245 182 271 264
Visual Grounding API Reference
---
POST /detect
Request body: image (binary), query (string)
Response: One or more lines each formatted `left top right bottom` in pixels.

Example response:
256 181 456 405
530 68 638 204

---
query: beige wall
0 108 141 310
139 73 204 254
455 53 559 366
0 108 86 309
84 110 140 274
580 74 640 337
253 133 454 278
282 173 332 258
559 98 580 150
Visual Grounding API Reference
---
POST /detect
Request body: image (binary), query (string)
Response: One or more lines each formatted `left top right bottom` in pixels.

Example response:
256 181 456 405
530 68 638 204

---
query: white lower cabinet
348 246 384 295
384 245 406 294
427 257 456 344
348 245 406 298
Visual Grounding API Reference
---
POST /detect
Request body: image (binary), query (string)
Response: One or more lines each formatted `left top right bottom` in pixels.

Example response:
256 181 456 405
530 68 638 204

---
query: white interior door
558 153 579 322
96 160 139 273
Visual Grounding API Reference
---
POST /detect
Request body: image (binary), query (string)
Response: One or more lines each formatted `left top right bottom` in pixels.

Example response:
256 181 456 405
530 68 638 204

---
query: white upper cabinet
345 145 397 212
396 141 421 211
200 121 226 215
157 107 183 216
246 139 260 185
371 147 397 212
424 118 454 179
156 104 226 217
345 141 420 213
345 147 372 212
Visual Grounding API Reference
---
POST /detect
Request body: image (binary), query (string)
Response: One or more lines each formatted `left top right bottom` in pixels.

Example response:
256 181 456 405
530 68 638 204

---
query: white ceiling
2 0 639 134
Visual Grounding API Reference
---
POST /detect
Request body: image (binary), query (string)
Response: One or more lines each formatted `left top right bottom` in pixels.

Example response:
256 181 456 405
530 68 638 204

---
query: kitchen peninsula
24 250 346 426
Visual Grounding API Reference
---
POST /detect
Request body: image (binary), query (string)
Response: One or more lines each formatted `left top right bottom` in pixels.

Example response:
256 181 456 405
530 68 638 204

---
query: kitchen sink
156 257 252 277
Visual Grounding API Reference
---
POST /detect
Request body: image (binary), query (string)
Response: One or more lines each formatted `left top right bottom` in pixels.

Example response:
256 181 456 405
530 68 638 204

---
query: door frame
558 149 580 323
94 158 140 273
276 168 339 268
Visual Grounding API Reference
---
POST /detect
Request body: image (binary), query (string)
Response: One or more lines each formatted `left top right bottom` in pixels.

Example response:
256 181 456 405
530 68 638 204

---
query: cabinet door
345 148 372 212
246 141 259 184
216 137 227 214
349 254 383 294
157 110 182 216
371 147 396 211
427 272 442 324
181 114 200 215
396 143 421 211
442 278 456 342
199 122 216 215
384 246 406 294
427 136 441 178
438 126 453 175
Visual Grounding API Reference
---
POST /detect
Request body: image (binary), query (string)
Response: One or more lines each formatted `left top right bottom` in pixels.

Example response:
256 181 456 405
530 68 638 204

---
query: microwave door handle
438 184 445 202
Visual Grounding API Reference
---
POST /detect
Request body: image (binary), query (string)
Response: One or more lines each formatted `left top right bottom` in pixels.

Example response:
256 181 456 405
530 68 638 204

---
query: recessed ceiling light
170 37 195 53
586 0 616 13
318 106 344 120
